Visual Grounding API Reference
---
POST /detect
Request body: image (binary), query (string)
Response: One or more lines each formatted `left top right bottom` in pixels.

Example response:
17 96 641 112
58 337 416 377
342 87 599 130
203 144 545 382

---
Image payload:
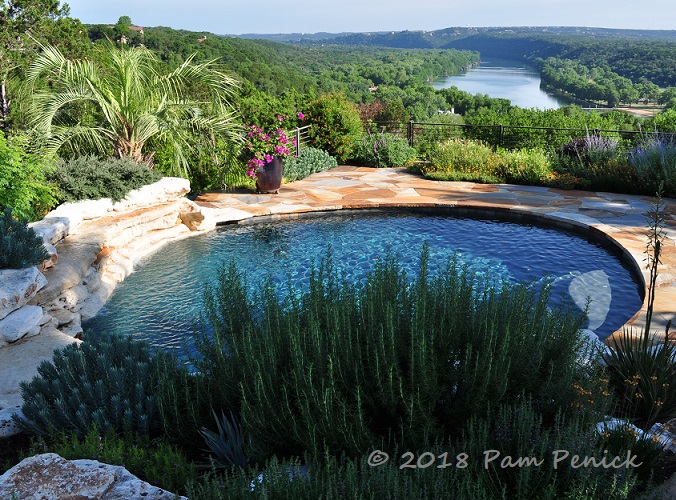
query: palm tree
26 42 242 177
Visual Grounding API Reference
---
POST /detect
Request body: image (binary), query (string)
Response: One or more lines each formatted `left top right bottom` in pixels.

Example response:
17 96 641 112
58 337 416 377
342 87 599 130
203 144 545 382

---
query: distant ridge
231 26 676 46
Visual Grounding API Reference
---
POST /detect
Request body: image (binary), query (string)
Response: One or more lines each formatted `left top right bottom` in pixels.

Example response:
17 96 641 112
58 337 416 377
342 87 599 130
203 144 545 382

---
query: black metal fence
370 121 660 154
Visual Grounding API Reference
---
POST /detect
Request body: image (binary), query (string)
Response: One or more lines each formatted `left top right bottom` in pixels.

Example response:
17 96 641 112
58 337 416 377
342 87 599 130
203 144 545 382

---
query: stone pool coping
195 166 676 344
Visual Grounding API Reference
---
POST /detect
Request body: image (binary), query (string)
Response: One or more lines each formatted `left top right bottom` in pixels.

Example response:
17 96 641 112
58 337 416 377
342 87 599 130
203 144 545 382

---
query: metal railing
288 125 312 157
370 121 664 154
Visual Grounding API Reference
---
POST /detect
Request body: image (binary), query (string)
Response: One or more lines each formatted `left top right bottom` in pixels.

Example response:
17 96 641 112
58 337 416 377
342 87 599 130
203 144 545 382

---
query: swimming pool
84 210 643 357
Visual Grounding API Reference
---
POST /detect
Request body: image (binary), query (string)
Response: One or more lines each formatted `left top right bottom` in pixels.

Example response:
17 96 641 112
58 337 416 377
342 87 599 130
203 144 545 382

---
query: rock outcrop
0 453 187 499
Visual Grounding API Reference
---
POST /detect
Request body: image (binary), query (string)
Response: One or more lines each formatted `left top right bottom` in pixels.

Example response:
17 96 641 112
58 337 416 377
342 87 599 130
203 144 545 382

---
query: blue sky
63 0 676 34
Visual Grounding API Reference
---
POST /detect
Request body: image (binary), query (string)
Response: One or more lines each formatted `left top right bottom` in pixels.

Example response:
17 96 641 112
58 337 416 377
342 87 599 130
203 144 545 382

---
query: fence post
295 127 301 156
497 124 504 148
407 121 414 146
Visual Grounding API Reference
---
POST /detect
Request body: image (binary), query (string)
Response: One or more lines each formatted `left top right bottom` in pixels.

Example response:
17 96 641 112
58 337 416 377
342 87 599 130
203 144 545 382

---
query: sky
62 0 676 35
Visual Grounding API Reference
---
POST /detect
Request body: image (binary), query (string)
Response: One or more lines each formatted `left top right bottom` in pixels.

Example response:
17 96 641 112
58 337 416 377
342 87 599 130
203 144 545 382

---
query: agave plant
199 408 249 469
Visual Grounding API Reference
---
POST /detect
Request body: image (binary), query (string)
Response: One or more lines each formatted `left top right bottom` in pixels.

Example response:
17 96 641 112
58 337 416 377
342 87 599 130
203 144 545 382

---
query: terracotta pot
255 157 283 194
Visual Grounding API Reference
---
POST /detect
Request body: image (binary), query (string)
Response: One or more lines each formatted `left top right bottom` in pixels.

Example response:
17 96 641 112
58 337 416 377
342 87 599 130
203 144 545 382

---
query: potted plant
245 118 297 194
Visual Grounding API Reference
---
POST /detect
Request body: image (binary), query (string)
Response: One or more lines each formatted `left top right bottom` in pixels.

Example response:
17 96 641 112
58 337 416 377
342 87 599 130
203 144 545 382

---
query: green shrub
282 147 337 182
186 443 637 500
16 331 159 438
421 138 553 185
549 134 649 194
48 155 164 203
414 114 465 158
304 92 363 162
423 138 495 178
0 207 49 270
354 130 417 168
597 422 667 484
199 409 249 469
462 399 638 498
0 131 58 221
194 246 593 463
153 350 215 448
604 327 676 431
628 132 676 196
493 147 552 185
548 152 646 193
28 426 196 496
153 135 250 192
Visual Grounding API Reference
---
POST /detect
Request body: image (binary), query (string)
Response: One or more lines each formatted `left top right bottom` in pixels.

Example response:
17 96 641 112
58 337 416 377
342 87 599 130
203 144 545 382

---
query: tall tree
114 15 132 37
0 1 88 130
26 42 243 177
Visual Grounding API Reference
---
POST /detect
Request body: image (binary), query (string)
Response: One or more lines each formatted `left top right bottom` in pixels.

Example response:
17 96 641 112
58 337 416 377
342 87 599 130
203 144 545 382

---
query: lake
431 58 572 110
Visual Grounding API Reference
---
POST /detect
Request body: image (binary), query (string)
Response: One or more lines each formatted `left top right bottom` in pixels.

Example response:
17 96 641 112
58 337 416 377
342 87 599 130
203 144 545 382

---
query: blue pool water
84 211 643 357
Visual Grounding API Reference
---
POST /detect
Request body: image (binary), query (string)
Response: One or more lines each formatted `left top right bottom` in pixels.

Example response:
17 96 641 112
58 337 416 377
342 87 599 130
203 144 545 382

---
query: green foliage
0 0 90 128
186 440 637 500
603 188 675 430
492 148 552 185
151 135 249 192
28 426 196 496
0 207 49 270
423 138 494 176
417 131 673 196
628 133 676 196
423 138 551 184
137 26 477 101
374 97 409 123
597 423 667 483
153 350 215 448
550 134 643 193
353 130 417 168
16 331 159 438
114 15 132 38
199 409 249 469
26 42 241 178
462 400 637 498
0 131 57 221
237 84 305 132
541 57 640 106
49 155 163 203
282 147 337 182
304 92 363 162
194 246 590 463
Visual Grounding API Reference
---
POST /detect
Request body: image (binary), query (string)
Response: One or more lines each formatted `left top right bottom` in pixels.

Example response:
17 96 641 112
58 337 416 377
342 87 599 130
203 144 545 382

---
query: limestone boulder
0 453 186 499
0 305 44 343
29 216 71 246
0 267 47 320
112 177 190 212
180 199 216 231
50 197 112 223
0 402 22 438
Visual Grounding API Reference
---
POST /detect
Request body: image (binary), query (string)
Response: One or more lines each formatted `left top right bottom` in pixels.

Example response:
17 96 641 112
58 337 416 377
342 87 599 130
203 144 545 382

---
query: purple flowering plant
245 114 301 178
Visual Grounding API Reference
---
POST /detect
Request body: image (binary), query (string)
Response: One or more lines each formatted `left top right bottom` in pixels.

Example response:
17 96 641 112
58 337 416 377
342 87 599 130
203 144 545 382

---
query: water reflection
431 58 572 110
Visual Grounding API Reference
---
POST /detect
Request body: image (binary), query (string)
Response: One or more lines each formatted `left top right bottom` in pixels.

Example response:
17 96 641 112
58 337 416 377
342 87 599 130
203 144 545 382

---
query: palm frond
44 124 114 157
27 42 244 173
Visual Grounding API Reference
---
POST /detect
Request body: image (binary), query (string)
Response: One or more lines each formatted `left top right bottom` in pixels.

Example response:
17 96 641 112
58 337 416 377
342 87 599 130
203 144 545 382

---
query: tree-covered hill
86 26 479 99
299 26 676 88
300 26 676 49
